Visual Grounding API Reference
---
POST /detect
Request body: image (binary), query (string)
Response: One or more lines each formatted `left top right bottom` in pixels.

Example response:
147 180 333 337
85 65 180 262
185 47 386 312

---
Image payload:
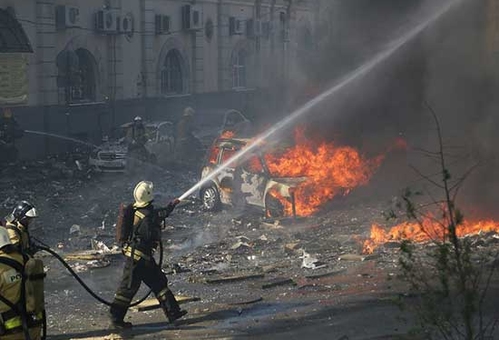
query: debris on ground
300 249 327 269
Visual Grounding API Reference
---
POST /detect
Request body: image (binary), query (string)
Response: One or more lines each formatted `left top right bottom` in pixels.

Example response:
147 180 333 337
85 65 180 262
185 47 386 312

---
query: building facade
0 0 313 158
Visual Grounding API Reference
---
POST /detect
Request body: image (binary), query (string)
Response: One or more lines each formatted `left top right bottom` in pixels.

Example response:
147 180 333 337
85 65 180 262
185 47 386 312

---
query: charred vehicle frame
199 138 306 218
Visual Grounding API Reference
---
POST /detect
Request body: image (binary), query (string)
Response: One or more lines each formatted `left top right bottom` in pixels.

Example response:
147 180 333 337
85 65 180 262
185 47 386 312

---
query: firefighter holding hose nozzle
0 226 45 340
109 180 187 330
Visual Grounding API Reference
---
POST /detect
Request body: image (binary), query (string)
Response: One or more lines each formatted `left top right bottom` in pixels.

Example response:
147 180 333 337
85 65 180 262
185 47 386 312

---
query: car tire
201 185 221 211
265 195 284 218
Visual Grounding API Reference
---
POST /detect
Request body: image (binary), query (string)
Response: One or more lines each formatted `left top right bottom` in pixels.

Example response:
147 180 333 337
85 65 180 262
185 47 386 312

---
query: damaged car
89 121 175 172
199 137 306 217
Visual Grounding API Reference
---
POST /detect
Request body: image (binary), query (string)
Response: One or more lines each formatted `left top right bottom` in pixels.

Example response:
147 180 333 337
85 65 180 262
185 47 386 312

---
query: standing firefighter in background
174 107 201 164
0 227 45 340
125 116 150 170
109 181 187 329
5 201 39 256
0 108 24 163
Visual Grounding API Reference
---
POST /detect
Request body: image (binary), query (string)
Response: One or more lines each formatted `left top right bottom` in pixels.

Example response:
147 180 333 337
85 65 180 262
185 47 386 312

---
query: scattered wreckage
88 121 175 172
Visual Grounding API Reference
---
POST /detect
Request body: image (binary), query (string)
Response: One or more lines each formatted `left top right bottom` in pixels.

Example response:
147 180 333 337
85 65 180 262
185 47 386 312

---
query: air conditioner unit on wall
246 19 263 38
155 14 171 35
95 10 118 34
55 5 81 30
182 4 202 31
262 21 271 39
119 14 134 35
282 28 290 42
229 17 244 36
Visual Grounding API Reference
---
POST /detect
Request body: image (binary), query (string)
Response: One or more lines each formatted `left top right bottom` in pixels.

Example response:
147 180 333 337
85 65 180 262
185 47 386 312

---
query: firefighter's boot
158 290 187 323
109 303 133 330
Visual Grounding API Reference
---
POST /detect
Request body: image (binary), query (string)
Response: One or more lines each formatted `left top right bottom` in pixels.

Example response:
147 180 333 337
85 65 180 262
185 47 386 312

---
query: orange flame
265 129 384 216
363 217 499 254
220 130 235 139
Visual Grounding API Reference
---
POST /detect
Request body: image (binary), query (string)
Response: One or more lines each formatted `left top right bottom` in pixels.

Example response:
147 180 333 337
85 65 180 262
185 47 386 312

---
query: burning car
200 127 386 217
89 121 175 172
199 137 307 217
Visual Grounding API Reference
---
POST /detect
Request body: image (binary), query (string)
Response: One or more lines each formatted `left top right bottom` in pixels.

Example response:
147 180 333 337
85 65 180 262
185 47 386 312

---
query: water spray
178 0 459 202
24 130 98 148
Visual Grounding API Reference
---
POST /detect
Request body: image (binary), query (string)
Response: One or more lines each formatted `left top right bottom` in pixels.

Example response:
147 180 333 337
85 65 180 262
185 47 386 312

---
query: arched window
232 49 247 89
161 50 183 95
56 48 96 103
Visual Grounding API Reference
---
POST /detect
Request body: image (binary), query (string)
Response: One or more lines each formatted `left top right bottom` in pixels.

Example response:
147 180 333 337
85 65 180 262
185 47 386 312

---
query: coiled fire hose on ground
32 237 163 308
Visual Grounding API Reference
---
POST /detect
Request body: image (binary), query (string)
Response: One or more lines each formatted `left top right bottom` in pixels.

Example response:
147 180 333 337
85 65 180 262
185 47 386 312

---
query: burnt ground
2 156 499 340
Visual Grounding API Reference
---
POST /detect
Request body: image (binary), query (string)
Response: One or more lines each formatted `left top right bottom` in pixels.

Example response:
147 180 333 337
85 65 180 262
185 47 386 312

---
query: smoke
277 0 499 218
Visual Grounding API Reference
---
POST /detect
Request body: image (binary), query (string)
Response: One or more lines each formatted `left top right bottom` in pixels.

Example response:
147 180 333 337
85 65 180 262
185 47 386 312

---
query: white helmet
12 201 38 221
133 181 154 207
0 227 12 249
134 116 142 122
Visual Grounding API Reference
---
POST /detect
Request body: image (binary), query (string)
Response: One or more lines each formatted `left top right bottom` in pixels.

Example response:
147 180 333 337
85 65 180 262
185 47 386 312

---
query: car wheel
201 185 221 211
265 195 284 218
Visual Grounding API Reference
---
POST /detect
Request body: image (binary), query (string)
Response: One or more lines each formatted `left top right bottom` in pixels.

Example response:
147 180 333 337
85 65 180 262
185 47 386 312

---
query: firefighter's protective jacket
0 117 23 145
0 250 24 331
125 124 147 149
122 204 160 261
5 222 33 256
0 248 43 339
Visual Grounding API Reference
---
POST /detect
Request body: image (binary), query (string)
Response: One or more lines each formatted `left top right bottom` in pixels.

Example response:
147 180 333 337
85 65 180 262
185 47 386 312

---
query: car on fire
199 137 306 217
89 121 175 172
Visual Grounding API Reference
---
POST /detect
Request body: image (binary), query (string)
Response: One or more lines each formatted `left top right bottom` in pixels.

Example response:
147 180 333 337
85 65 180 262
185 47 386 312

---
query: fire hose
32 237 163 308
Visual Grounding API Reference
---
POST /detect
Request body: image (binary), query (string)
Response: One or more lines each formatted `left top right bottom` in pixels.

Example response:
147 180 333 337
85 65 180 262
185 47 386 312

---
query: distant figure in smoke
109 181 187 330
221 110 252 137
174 107 202 165
125 116 150 170
0 108 24 163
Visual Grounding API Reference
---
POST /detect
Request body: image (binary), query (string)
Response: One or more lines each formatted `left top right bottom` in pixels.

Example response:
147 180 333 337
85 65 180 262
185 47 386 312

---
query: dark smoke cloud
281 0 499 218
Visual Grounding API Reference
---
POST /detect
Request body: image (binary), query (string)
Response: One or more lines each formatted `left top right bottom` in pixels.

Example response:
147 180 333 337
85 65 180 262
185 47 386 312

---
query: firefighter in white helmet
109 180 186 330
0 227 42 340
5 201 39 256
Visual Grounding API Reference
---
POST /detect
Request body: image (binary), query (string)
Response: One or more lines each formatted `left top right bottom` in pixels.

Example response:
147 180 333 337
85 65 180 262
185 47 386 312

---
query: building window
232 49 247 89
56 48 96 103
161 49 183 95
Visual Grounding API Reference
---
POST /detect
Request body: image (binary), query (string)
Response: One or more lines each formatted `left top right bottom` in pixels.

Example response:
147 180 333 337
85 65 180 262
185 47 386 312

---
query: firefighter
5 201 39 256
0 227 42 340
174 107 201 164
125 116 150 170
0 108 24 164
125 116 148 153
109 181 187 329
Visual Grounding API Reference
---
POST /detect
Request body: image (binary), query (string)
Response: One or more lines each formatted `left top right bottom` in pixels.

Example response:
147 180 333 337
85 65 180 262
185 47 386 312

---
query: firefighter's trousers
110 255 181 322
1 326 41 340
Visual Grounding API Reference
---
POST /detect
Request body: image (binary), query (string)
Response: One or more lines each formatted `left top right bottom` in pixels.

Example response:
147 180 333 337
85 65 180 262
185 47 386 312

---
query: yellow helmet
133 181 154 207
3 108 12 119
0 227 12 249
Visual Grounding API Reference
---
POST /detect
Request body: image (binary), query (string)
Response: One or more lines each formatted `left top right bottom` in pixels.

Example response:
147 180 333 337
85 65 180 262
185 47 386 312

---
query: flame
208 145 220 164
265 129 384 216
363 217 499 254
266 187 293 217
220 130 235 139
